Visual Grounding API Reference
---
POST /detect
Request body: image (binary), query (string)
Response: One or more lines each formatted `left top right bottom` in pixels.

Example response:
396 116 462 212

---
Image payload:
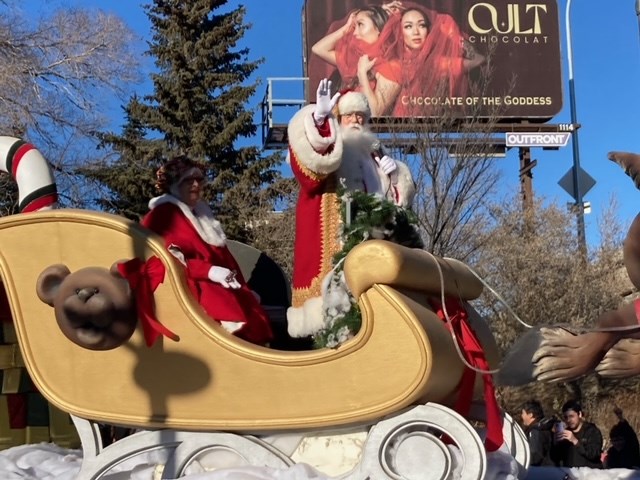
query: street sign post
505 132 571 148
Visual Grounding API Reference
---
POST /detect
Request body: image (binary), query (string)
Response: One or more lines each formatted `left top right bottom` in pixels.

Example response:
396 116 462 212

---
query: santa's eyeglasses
341 112 366 121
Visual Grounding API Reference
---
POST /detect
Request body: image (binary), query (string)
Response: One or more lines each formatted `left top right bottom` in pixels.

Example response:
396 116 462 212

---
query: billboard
303 0 563 121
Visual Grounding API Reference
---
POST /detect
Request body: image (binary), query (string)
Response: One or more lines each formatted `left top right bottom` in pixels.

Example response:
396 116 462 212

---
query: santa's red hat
335 90 371 119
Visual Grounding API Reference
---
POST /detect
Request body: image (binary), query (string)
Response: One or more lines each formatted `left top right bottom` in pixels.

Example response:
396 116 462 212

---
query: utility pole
518 147 536 213
565 0 587 258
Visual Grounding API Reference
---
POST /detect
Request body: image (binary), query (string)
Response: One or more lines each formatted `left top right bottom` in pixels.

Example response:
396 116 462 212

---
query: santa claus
286 78 415 338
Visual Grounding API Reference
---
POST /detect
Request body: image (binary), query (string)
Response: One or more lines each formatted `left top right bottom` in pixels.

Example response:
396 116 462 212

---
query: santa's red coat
288 110 343 313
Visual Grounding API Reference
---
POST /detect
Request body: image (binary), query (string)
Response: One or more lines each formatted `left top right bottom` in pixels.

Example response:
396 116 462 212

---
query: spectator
604 407 640 469
520 400 554 466
551 400 603 468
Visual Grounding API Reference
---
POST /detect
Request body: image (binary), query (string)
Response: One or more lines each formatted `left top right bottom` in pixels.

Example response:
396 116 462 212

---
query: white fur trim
288 105 343 176
148 194 227 246
337 91 370 118
221 321 244 334
392 160 416 208
35 203 57 211
286 296 325 338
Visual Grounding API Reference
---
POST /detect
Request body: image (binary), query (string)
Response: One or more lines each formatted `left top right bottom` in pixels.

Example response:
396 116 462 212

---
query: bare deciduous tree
0 3 142 209
473 196 635 423
384 48 509 261
475 196 628 353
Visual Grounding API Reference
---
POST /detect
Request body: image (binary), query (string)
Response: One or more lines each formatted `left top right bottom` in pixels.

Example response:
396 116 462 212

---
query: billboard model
304 0 562 121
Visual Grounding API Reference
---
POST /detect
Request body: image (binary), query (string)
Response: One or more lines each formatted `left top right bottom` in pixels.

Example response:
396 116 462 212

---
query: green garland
312 189 424 349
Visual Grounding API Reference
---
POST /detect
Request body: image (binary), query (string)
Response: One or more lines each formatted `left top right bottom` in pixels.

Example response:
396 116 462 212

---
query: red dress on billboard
375 7 467 117
142 195 273 346
334 31 383 92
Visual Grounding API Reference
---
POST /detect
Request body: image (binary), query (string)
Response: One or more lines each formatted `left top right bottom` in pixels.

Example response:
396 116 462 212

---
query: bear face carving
36 263 137 350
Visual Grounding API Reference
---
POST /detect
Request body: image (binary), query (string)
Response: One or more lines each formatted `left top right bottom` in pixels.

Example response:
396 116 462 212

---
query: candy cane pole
0 136 58 212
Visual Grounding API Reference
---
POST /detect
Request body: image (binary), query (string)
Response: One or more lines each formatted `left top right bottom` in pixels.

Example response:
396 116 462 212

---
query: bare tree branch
0 3 143 209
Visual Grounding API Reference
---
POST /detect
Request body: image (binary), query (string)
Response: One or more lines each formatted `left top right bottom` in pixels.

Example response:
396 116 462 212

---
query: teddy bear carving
36 262 137 350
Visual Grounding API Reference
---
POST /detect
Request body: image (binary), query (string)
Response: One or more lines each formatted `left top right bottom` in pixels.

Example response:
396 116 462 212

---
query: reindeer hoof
596 338 640 378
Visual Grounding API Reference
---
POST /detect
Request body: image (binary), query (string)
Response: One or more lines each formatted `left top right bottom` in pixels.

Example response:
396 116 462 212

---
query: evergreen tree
82 0 283 240
0 175 19 217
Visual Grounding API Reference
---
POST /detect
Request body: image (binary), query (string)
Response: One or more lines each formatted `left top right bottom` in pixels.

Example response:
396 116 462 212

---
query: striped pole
0 137 57 212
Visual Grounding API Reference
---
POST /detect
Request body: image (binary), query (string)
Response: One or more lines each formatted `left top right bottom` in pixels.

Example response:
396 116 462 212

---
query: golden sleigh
0 209 529 479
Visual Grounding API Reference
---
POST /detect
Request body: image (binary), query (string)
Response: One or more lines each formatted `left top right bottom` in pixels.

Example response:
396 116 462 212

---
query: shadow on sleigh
0 208 532 479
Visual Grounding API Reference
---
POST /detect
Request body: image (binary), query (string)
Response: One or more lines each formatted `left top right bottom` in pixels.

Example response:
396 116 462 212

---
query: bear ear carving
36 264 71 306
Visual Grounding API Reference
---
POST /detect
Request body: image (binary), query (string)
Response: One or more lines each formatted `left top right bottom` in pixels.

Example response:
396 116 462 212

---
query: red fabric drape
117 257 179 347
430 298 503 452
375 5 466 116
334 29 383 91
305 0 462 101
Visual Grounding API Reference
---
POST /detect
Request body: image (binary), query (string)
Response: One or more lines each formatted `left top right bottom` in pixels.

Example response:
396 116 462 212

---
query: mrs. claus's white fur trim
149 194 227 246
337 91 370 118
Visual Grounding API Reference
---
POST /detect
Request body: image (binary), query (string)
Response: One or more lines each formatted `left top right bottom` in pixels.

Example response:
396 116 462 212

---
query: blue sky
19 0 640 247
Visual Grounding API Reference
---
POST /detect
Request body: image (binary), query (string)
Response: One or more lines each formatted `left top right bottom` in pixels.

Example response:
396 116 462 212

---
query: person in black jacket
604 407 640 469
551 400 603 468
520 400 554 466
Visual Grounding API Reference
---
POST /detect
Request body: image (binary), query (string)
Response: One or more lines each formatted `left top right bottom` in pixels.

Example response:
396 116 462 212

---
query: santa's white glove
375 155 398 175
208 266 241 289
313 78 341 125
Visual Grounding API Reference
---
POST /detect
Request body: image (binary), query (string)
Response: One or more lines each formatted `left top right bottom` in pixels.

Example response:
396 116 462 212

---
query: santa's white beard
340 124 378 153
338 125 383 197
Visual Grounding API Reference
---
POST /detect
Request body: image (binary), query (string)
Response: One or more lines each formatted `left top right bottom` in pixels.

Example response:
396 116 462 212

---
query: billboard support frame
260 77 578 150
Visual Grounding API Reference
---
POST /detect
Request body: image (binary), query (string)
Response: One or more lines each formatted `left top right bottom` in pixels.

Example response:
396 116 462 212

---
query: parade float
0 136 529 479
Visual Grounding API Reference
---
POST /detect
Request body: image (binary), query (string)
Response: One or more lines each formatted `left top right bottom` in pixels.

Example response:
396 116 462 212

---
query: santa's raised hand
313 78 341 124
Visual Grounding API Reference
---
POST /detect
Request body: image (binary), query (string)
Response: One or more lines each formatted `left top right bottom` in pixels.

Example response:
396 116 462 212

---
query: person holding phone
551 400 603 468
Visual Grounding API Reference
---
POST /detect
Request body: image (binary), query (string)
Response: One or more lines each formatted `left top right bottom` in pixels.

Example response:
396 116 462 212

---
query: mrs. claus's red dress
142 194 272 345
